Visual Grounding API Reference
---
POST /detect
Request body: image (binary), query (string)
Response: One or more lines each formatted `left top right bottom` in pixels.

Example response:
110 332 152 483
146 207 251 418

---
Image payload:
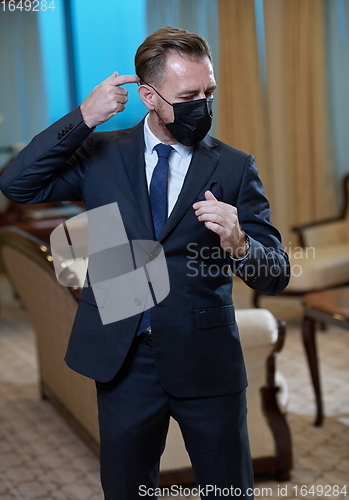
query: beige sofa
0 227 292 483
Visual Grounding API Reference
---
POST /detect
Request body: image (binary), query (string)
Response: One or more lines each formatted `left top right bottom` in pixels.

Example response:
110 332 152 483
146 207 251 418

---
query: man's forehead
163 53 215 82
165 51 212 69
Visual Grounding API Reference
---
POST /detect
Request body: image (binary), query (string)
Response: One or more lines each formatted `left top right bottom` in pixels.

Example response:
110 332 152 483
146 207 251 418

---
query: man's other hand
80 72 140 129
193 191 247 258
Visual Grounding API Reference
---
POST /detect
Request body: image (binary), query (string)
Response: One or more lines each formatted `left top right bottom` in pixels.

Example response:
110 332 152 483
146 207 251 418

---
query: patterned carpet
0 275 348 500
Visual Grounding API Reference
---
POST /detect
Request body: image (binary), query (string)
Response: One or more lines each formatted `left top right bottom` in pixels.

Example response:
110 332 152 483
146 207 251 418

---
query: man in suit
0 27 289 499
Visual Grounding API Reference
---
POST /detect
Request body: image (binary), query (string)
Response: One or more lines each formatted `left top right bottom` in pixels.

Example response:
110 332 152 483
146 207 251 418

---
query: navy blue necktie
150 143 173 239
136 143 173 334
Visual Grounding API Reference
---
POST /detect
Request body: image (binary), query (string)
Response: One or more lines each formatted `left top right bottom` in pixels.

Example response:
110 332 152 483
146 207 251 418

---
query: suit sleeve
230 155 290 296
0 107 93 204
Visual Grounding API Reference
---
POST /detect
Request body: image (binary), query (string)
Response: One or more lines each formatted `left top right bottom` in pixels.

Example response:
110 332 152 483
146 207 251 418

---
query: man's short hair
135 26 212 88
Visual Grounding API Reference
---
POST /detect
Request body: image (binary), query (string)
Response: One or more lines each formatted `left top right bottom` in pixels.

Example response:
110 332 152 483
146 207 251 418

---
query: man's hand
80 72 140 129
193 191 247 258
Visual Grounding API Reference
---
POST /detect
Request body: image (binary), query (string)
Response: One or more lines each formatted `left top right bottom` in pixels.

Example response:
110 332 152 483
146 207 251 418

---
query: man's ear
138 85 156 111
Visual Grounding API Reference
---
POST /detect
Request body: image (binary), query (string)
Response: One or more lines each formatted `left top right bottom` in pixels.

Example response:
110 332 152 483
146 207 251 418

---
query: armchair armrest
292 175 349 247
292 218 349 248
236 308 280 348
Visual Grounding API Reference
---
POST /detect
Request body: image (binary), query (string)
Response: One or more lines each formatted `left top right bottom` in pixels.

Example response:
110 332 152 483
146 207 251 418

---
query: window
38 0 147 129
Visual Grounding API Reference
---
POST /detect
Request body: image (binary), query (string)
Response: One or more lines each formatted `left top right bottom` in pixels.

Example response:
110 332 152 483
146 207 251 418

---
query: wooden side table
302 287 349 426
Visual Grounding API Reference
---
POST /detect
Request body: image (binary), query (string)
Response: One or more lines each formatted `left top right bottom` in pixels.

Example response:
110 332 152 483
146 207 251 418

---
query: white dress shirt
144 114 193 215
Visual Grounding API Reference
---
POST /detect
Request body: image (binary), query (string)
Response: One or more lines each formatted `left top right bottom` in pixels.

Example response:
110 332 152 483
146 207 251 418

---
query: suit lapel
116 121 155 239
158 135 220 241
116 126 220 243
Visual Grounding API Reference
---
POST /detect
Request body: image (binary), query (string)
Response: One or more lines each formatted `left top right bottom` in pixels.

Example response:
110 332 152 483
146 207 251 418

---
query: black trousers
95 334 254 500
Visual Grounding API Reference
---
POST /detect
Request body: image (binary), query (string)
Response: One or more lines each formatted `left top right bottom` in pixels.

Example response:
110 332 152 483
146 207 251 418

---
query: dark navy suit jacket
0 107 290 397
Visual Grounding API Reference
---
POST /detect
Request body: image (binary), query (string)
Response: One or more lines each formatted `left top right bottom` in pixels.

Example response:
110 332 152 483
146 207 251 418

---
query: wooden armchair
254 174 349 307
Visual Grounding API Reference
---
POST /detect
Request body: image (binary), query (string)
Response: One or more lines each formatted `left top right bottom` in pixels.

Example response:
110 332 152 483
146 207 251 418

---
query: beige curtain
283 0 337 228
218 0 272 201
218 0 338 244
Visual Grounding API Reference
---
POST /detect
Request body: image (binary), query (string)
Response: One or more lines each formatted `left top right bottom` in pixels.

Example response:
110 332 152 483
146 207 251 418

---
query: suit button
134 298 142 306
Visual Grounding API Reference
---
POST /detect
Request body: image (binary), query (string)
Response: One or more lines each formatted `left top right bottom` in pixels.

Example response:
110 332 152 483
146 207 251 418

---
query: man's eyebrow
178 85 217 96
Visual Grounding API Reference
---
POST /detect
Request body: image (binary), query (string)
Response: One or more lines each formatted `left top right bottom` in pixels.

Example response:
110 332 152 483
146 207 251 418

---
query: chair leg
261 386 293 481
301 316 324 426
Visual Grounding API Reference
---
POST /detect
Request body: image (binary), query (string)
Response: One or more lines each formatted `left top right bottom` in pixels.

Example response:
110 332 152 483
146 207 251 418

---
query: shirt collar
144 113 192 159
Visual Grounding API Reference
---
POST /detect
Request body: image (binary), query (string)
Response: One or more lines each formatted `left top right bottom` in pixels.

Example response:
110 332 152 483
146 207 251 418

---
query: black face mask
143 82 213 146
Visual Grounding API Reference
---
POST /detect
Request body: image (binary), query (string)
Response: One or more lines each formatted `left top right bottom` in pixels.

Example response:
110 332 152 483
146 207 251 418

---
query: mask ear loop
137 79 174 126
138 80 173 107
